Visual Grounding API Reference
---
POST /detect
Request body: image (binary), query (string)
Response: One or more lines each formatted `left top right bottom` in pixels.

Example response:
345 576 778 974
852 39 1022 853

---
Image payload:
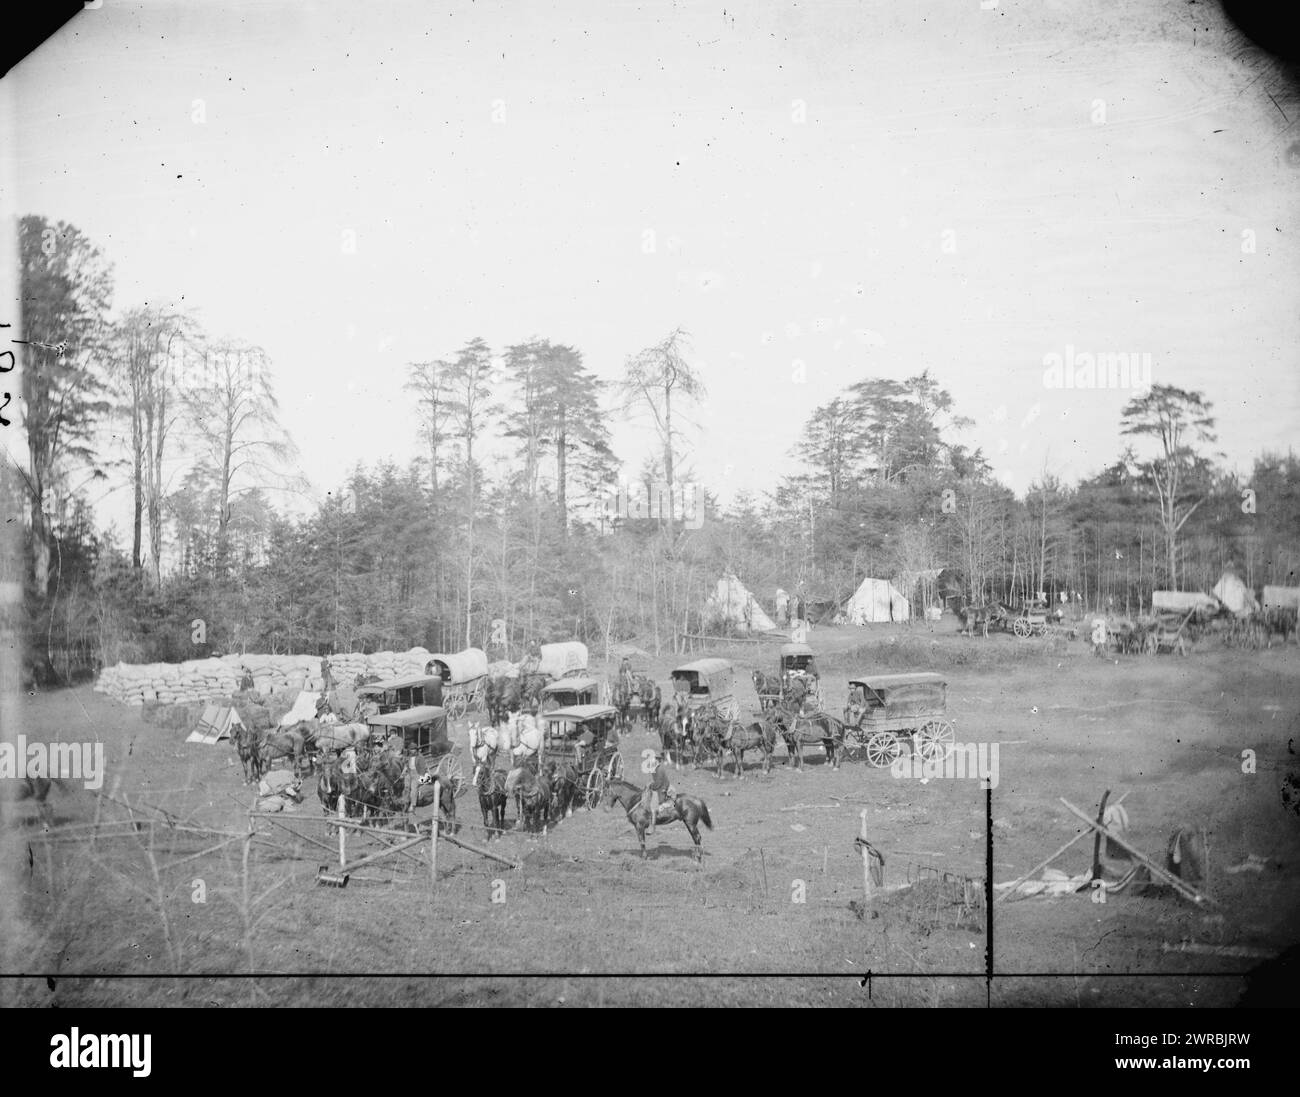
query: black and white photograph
1 0 1297 1024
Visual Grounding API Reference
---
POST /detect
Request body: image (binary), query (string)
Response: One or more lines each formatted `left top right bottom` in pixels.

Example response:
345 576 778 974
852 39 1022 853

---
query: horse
548 760 583 819
4 776 66 827
519 674 548 715
487 676 522 727
473 750 510 837
956 599 1008 638
751 669 782 710
657 703 688 767
601 776 713 862
505 763 553 832
257 727 310 779
637 676 662 728
611 678 633 733
714 714 777 778
770 705 845 770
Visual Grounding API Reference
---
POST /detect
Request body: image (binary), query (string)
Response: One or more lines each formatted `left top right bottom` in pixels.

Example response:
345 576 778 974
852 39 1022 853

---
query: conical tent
705 574 776 632
186 704 244 745
843 577 910 624
1212 573 1258 616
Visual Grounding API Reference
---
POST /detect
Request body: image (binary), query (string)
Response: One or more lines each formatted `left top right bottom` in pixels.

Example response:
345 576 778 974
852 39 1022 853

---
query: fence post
338 790 348 868
859 809 874 907
430 780 440 886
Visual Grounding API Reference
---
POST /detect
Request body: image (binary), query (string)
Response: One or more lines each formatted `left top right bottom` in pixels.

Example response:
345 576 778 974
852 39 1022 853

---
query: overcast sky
9 0 1299 536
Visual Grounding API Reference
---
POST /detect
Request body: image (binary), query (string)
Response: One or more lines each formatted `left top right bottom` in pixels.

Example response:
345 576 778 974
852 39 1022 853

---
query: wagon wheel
584 766 605 810
915 720 955 763
1013 618 1032 638
444 690 467 719
435 751 466 798
865 731 902 769
606 751 624 781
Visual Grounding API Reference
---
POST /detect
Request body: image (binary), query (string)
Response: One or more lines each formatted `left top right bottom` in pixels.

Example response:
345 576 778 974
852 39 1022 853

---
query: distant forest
13 214 1300 683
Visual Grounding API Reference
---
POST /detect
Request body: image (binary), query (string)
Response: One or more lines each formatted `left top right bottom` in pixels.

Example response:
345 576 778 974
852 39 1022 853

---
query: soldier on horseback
643 753 675 834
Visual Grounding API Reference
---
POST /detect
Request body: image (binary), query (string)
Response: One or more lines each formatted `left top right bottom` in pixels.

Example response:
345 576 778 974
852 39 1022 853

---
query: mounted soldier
643 753 676 834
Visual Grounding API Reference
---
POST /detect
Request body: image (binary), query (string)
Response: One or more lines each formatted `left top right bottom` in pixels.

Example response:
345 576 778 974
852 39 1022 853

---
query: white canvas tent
843 577 910 624
704 574 776 632
1212 572 1258 616
186 704 244 745
278 689 322 727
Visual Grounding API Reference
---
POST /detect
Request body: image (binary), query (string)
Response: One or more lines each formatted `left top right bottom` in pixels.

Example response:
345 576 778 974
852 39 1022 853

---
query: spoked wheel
606 752 624 781
447 692 468 719
1013 618 1032 638
584 766 605 809
435 751 466 797
915 720 955 763
865 731 902 768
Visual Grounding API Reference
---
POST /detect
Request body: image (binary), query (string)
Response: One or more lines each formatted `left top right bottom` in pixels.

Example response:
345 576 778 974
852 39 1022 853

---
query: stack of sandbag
94 647 443 708
326 651 369 685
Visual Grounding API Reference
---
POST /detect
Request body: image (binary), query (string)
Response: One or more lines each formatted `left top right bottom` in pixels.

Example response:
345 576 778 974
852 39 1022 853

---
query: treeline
15 215 1300 683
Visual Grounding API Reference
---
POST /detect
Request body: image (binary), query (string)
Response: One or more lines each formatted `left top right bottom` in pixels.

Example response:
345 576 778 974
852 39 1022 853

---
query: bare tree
404 359 455 496
619 327 705 543
181 340 300 577
1120 385 1216 587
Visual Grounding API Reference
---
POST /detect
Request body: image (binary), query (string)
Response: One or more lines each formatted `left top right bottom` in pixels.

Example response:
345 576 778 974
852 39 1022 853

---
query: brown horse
473 752 510 837
751 669 782 710
257 727 310 779
637 676 662 728
505 763 553 831
601 776 713 862
770 705 846 770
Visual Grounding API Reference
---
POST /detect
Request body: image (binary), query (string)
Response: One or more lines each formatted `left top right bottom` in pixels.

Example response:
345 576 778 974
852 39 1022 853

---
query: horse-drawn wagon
539 675 601 713
425 648 490 718
541 704 624 810
778 642 823 710
355 673 444 716
534 641 589 681
365 705 465 794
842 673 954 768
671 658 739 721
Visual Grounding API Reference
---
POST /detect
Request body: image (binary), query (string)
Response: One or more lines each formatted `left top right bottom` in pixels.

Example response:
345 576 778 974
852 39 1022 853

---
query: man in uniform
321 656 335 693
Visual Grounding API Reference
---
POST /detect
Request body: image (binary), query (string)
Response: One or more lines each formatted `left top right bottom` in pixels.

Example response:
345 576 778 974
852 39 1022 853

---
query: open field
4 621 1299 1007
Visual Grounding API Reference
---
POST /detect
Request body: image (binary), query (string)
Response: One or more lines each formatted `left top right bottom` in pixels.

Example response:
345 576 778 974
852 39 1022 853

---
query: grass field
4 620 1298 1007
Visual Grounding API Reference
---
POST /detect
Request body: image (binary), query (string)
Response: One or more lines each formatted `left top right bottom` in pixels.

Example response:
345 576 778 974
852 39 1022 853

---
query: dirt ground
4 619 1298 1007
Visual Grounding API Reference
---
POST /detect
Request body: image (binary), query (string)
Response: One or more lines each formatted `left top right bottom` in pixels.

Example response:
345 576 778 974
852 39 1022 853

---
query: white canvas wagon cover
536 641 588 679
1151 590 1219 615
425 648 489 684
1263 585 1300 609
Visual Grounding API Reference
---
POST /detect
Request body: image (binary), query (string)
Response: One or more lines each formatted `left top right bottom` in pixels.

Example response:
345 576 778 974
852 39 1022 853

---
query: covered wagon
424 648 490 718
671 658 739 721
535 641 589 681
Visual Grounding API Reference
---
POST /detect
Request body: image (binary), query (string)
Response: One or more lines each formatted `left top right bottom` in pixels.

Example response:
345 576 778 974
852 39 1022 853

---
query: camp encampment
1212 572 1259 616
186 704 244 745
704 574 776 632
843 577 910 624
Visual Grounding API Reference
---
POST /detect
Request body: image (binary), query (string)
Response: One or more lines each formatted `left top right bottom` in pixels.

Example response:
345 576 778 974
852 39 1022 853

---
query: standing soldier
320 655 335 693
